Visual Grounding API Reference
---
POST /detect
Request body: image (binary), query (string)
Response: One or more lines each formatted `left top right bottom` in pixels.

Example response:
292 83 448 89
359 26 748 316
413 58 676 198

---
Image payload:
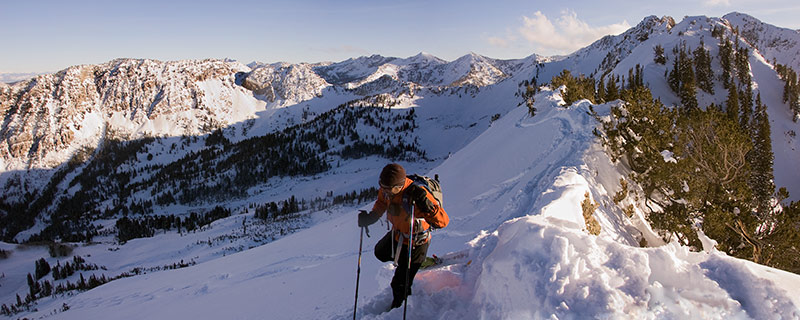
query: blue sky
1 0 798 73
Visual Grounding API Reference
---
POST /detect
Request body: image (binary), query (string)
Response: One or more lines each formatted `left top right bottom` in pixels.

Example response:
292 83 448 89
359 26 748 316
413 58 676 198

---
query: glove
408 185 436 214
358 210 380 227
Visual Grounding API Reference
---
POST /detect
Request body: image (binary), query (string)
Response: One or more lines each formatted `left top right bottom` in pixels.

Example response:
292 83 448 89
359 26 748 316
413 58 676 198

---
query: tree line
1 255 194 317
116 206 232 242
253 187 378 222
2 255 102 316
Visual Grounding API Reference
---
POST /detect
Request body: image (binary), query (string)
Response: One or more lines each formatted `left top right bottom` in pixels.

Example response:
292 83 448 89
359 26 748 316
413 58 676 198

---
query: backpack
407 174 443 208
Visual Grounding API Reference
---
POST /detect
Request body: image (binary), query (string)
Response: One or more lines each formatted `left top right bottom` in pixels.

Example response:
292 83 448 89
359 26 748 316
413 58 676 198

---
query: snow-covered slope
0 58 261 172
6 88 798 320
529 13 800 201
2 12 800 319
724 12 800 73
241 62 330 104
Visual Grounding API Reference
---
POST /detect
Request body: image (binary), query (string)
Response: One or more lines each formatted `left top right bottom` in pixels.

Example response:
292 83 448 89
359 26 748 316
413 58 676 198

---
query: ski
420 250 471 270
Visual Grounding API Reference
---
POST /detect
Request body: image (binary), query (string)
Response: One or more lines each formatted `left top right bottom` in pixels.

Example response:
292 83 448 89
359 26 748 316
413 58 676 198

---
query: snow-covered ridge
0 58 258 171
315 51 538 90
555 15 675 77
723 12 800 73
240 62 330 104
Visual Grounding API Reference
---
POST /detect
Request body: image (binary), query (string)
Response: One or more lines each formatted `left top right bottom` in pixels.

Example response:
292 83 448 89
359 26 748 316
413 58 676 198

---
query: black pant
374 231 430 309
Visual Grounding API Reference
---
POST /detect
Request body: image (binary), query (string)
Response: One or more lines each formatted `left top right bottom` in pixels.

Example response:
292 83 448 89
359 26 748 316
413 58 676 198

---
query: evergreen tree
777 64 800 119
596 75 606 103
668 55 681 93
736 47 752 86
761 200 800 273
678 107 753 256
740 84 754 130
35 258 50 280
678 44 698 110
524 83 537 117
653 44 667 65
694 41 714 94
27 273 41 298
726 84 740 122
550 69 596 105
719 36 734 88
749 94 775 215
606 75 619 101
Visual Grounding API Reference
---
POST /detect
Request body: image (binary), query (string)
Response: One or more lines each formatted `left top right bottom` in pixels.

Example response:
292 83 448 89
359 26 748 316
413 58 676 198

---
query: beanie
379 163 406 187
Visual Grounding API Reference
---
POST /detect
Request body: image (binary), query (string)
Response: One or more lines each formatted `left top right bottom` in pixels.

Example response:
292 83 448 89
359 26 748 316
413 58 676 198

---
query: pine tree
777 65 800 119
79 273 87 290
678 108 754 258
668 55 681 93
749 94 775 215
653 44 667 65
678 44 698 110
740 84 754 130
719 36 734 88
761 200 800 273
35 258 50 280
694 42 714 94
736 47 752 86
596 75 606 103
606 75 619 101
726 84 740 122
27 273 41 298
550 69 596 105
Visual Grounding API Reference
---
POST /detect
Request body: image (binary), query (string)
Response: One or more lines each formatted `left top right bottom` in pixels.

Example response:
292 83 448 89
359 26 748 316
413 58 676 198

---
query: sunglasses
379 183 404 194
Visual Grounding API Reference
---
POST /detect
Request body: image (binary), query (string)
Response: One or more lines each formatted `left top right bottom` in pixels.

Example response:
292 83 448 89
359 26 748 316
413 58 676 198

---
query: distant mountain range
0 12 799 242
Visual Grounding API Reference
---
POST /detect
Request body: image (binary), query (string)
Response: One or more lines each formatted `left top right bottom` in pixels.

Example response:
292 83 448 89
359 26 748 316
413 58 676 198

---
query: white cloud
507 10 631 55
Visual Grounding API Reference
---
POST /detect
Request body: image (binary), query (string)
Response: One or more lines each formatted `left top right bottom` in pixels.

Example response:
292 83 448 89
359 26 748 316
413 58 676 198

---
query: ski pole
403 203 414 320
354 226 366 320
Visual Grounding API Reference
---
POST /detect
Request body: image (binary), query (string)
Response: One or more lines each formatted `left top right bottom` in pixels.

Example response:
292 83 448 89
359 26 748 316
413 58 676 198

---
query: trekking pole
403 204 415 320
353 226 367 320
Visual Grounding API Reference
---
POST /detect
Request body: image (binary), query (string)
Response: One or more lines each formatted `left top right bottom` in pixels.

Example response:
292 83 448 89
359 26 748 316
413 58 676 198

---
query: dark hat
379 163 406 187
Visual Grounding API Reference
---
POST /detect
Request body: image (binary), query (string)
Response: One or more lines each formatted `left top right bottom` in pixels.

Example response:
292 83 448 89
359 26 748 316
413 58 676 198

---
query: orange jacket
371 177 449 244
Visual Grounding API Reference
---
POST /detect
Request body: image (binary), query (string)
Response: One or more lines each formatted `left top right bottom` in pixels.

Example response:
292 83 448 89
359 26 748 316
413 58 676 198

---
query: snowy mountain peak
562 14 674 75
0 58 255 171
405 52 447 65
241 62 330 103
723 11 800 72
312 54 398 85
447 52 508 87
